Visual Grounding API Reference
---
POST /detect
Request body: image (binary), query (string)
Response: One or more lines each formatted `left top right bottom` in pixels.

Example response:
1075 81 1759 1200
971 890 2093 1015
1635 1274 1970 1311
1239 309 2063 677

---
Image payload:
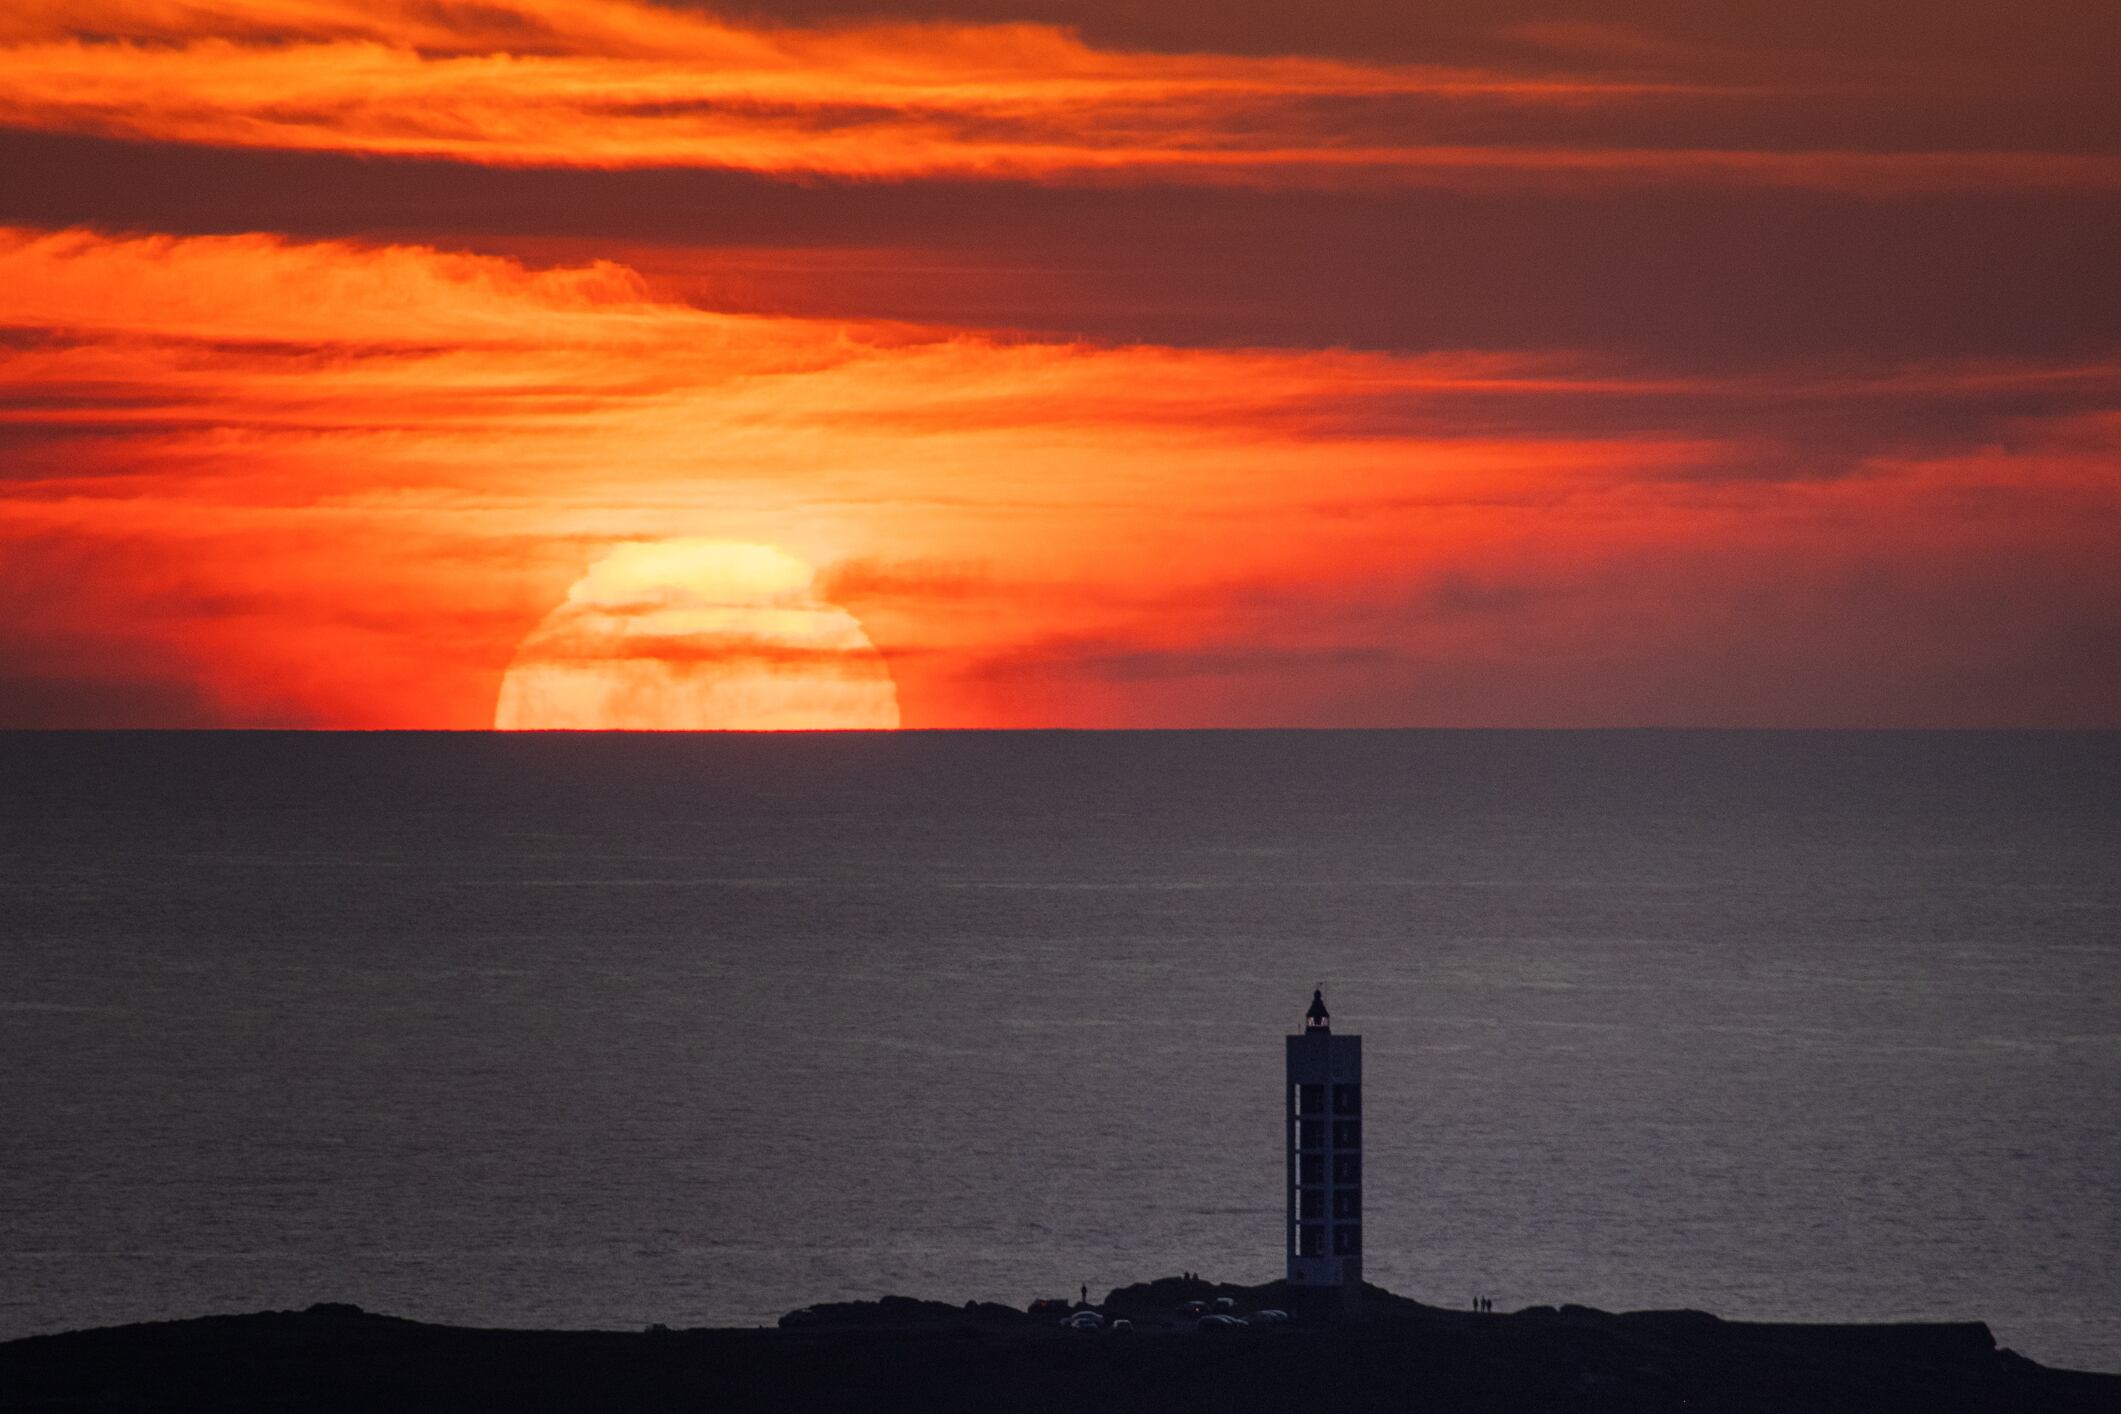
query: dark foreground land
4 1278 2114 1413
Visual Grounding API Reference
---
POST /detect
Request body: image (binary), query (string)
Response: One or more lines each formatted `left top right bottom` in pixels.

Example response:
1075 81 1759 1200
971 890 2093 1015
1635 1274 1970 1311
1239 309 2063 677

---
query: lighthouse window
1333 1120 1361 1150
1333 1188 1360 1219
1333 1153 1360 1185
1296 1084 1325 1115
1333 1225 1362 1257
1300 1154 1325 1185
1300 1188 1324 1220
1299 1225 1325 1257
1299 1119 1325 1150
1333 1084 1361 1114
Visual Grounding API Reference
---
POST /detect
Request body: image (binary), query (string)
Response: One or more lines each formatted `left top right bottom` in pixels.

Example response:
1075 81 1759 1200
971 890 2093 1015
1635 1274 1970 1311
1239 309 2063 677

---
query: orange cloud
3 0 2114 191
2 225 2117 728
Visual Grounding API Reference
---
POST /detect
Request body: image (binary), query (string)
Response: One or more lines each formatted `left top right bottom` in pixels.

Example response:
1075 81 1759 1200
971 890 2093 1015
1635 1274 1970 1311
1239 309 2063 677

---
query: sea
1 731 2115 1370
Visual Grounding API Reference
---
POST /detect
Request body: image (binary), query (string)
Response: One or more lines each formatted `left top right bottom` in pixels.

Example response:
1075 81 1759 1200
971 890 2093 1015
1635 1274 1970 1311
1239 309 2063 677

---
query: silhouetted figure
1080 1285 1088 1305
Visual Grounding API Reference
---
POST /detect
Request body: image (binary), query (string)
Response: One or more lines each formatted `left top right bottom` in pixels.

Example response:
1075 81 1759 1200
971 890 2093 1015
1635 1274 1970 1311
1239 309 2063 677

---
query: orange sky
2 1 2117 726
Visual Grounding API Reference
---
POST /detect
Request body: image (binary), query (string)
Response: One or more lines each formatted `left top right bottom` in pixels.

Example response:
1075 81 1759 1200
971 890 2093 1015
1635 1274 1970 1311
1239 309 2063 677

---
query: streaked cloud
1 0 2115 190
2 226 2114 727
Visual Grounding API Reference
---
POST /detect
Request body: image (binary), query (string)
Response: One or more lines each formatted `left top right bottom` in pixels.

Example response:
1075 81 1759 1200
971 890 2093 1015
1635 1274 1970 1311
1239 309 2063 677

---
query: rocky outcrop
2 1284 2113 1413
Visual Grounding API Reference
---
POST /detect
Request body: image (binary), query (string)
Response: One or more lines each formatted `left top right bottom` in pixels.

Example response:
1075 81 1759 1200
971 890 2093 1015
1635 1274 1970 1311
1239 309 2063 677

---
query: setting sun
493 540 899 731
1 0 2116 732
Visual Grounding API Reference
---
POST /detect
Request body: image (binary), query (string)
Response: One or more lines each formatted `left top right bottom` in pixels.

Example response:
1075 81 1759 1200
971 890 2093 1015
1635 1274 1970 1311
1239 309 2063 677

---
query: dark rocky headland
4 1277 2113 1413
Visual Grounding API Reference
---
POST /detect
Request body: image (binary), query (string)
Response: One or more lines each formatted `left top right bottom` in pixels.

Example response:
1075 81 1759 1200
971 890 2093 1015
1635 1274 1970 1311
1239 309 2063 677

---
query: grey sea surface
0 731 2115 1370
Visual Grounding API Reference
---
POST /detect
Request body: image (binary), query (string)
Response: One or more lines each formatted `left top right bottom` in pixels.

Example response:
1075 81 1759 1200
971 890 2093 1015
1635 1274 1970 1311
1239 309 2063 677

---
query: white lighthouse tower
1286 988 1361 1290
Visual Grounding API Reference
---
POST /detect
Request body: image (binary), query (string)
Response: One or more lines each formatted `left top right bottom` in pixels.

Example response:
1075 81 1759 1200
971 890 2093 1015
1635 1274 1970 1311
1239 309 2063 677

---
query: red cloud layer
3 226 2116 727
2 0 2116 191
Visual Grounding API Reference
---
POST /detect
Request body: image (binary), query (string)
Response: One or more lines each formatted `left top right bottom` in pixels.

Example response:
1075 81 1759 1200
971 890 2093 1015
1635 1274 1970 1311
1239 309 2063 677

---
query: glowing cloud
2 227 2116 728
2 0 2111 190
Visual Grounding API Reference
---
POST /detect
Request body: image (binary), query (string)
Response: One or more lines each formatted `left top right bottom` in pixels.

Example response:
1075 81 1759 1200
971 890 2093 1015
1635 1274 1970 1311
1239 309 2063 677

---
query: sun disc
494 540 900 730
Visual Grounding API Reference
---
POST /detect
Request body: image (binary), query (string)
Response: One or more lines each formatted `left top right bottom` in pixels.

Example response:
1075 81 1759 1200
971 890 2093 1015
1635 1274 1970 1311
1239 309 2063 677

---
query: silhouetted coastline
4 1276 2114 1413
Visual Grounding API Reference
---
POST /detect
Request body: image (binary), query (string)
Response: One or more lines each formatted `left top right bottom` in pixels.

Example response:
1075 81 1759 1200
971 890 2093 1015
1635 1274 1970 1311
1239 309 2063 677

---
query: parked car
1061 1311 1105 1331
1247 1308 1292 1325
1194 1314 1246 1332
1178 1299 1209 1317
1212 1297 1237 1312
1108 1318 1134 1334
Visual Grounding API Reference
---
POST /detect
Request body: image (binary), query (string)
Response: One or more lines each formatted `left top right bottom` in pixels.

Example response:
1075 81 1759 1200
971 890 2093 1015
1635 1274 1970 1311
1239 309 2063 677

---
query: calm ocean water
1 731 2115 1369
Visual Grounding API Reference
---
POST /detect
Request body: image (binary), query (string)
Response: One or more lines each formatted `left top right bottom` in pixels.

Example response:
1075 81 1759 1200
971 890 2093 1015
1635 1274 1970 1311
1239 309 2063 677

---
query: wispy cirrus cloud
2 0 2116 190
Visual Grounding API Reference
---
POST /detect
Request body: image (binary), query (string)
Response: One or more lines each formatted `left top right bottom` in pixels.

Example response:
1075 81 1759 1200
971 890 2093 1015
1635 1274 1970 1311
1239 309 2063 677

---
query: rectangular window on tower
1300 1153 1325 1186
1296 1083 1325 1115
1333 1084 1362 1114
1300 1188 1324 1220
1299 1225 1325 1257
1333 1120 1361 1149
1333 1225 1361 1256
1333 1188 1360 1219
1333 1152 1360 1185
1299 1119 1325 1150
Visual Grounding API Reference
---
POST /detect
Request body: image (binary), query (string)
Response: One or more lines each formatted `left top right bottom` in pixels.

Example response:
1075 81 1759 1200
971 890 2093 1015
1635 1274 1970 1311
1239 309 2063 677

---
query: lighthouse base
1286 1255 1361 1288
